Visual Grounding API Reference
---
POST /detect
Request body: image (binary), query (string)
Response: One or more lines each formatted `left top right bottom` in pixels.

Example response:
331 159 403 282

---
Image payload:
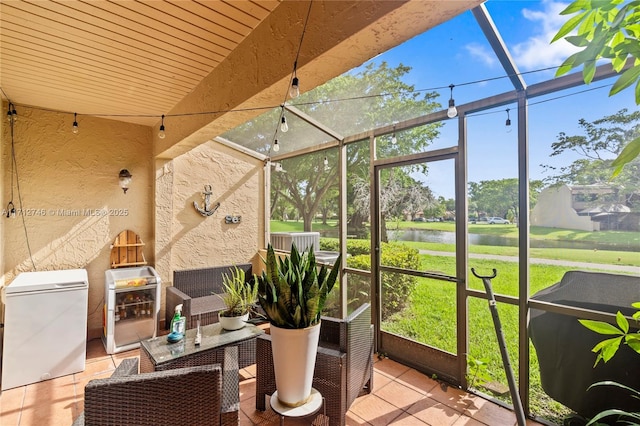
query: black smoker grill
529 270 640 419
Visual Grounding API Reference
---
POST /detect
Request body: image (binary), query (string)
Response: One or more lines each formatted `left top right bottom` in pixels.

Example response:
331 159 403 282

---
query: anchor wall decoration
194 184 220 217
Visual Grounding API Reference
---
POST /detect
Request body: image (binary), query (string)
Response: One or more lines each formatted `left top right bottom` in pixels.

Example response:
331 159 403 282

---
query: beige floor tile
20 399 77 426
346 410 370 425
451 414 488 425
375 380 425 410
0 387 24 426
73 358 115 380
406 397 464 426
349 394 405 426
374 358 412 379
240 377 257 402
396 368 439 394
426 381 475 413
372 370 394 392
85 338 110 362
465 399 516 426
388 411 430 425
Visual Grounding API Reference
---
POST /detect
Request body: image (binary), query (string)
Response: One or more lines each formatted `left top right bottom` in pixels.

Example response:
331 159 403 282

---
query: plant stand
270 388 324 426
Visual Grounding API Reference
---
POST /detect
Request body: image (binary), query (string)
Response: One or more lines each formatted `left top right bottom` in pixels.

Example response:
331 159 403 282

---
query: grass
383 255 608 424
271 220 640 267
270 219 639 423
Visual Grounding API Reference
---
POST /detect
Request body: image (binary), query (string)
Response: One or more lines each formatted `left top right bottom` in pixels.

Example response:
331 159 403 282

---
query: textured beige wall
1 106 153 338
154 140 264 324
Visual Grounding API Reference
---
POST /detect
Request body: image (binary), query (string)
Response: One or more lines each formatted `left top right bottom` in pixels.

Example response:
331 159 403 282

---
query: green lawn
382 254 610 423
271 219 639 423
271 220 640 267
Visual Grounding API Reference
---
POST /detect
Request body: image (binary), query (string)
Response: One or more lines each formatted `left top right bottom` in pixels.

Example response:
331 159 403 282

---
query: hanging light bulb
289 76 300 99
72 112 79 134
6 103 15 123
505 108 512 133
447 84 458 118
289 61 300 99
273 139 280 152
391 125 397 145
6 202 16 218
323 156 329 171
280 115 289 133
158 114 166 139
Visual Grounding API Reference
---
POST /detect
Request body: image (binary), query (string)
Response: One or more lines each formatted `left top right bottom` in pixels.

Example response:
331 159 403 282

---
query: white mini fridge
1 269 88 391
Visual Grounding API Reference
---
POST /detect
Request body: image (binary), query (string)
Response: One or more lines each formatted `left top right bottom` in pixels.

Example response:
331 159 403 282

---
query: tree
469 178 544 222
541 108 640 208
351 168 435 242
226 61 443 232
553 0 640 175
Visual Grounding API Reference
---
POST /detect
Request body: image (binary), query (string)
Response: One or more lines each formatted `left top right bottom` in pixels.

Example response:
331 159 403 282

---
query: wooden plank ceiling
0 0 280 126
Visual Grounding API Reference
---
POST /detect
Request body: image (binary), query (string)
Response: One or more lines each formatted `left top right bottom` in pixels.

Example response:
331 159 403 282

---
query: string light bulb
158 114 166 139
72 112 79 134
323 156 329 171
505 108 512 133
6 201 16 219
447 84 458 118
280 115 289 133
6 102 16 122
391 125 397 145
290 76 300 99
289 62 300 99
273 139 280 152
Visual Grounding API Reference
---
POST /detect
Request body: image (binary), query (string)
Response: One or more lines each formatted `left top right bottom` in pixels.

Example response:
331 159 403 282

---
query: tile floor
0 338 547 426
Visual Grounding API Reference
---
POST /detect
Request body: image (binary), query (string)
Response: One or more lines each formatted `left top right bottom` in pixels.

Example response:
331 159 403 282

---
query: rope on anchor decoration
194 184 220 217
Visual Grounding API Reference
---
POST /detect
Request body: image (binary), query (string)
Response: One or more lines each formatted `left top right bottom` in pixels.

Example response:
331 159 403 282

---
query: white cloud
464 42 498 68
511 0 580 70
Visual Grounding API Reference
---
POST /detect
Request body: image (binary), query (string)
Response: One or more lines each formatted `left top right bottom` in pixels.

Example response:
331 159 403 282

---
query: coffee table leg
222 346 240 419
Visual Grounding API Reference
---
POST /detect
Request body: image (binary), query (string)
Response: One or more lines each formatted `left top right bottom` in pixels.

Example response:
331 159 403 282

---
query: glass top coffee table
139 322 264 426
139 322 264 373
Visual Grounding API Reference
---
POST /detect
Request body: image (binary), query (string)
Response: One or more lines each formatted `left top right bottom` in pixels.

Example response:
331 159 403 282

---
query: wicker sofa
72 358 232 426
255 303 374 426
166 263 253 329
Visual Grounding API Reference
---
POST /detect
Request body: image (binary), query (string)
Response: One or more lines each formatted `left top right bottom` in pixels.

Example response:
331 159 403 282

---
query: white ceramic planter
269 321 321 407
218 312 249 331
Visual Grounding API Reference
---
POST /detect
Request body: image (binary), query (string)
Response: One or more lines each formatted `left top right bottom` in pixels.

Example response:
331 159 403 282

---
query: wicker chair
72 358 233 426
166 263 253 329
255 303 374 426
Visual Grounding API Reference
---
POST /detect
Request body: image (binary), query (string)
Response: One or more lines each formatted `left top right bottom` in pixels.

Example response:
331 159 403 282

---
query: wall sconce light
119 169 132 194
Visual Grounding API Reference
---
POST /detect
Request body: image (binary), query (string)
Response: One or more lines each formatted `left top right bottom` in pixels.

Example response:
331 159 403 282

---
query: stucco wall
531 185 598 231
154 140 264 325
1 106 153 339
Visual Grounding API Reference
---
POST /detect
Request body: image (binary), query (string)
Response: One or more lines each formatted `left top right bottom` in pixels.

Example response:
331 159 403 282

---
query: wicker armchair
166 263 253 329
72 358 229 426
255 303 374 426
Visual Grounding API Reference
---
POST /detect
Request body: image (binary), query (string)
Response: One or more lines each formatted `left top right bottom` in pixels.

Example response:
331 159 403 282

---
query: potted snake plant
256 243 341 407
218 266 258 330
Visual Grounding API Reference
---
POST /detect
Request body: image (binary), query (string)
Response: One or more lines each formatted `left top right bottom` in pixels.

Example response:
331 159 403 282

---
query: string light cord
465 83 611 119
269 0 314 155
0 63 596 124
7 109 37 270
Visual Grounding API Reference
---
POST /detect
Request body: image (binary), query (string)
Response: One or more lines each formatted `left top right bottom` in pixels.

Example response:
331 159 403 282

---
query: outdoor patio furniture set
73 262 374 426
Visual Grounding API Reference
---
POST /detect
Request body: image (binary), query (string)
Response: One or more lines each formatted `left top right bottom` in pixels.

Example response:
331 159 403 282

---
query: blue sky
359 0 638 199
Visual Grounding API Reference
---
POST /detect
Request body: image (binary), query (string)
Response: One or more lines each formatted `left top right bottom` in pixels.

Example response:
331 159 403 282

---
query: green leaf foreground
552 0 640 175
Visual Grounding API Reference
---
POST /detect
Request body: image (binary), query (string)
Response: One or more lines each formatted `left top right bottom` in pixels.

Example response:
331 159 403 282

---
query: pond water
384 229 640 252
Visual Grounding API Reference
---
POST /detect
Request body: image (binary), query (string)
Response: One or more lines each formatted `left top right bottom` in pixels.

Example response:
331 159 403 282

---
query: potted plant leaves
256 243 341 407
218 265 258 331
